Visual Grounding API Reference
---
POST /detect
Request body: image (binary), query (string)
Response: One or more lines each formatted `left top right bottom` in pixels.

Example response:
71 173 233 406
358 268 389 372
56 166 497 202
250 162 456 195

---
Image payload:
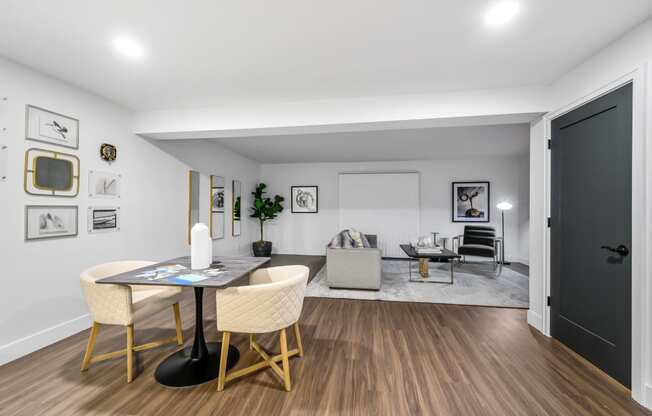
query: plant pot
252 240 272 257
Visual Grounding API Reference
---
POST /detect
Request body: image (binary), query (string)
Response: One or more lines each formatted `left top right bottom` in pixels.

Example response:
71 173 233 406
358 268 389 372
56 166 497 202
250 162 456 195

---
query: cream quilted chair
215 265 309 391
80 261 185 383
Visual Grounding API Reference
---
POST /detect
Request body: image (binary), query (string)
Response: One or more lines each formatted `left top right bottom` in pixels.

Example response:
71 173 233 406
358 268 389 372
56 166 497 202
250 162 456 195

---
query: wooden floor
0 293 648 415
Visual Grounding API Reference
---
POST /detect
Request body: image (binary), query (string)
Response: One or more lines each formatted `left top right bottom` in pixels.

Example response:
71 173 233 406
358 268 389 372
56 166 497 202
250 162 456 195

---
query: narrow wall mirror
232 179 242 236
187 170 210 244
210 175 225 239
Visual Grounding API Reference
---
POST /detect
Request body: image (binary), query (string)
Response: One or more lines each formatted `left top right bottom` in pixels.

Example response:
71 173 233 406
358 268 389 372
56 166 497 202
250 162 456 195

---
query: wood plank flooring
0 292 648 415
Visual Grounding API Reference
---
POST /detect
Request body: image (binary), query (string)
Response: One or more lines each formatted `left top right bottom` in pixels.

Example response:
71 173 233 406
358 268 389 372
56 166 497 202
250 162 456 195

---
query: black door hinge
548 139 551 149
547 296 551 306
547 217 551 227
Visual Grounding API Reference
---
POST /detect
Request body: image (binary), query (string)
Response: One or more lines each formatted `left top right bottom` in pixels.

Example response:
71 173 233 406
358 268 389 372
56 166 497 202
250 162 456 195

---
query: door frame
541 64 649 404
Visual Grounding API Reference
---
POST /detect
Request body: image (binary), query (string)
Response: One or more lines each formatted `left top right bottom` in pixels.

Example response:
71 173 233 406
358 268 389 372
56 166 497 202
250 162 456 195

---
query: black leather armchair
452 226 500 266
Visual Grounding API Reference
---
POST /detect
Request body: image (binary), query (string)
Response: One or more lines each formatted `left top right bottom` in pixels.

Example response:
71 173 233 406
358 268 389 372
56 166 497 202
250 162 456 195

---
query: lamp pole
496 202 512 265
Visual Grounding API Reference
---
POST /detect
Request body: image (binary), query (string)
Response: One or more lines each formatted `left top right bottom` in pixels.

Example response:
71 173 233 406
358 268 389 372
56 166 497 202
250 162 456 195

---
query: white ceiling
204 124 530 163
1 1 651 111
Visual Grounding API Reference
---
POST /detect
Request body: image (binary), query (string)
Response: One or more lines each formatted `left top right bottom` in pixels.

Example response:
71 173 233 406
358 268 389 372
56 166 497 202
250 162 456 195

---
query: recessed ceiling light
112 37 144 59
485 1 519 26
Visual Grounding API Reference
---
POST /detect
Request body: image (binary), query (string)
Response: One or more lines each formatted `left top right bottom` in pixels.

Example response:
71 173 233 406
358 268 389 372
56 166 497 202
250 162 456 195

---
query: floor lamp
496 201 513 265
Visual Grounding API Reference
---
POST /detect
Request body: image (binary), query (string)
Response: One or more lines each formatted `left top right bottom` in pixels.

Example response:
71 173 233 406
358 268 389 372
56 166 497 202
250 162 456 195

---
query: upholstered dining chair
215 265 309 392
79 261 184 383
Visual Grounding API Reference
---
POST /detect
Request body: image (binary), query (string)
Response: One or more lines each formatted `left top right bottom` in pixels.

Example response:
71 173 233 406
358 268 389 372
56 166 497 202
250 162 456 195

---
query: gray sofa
326 234 382 290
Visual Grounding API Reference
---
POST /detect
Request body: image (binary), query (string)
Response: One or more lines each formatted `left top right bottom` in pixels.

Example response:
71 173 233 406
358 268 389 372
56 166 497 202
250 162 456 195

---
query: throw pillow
348 228 364 248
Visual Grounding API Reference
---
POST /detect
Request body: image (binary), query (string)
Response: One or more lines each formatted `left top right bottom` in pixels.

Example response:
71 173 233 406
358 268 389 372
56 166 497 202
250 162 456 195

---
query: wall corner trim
0 314 91 366
527 310 545 334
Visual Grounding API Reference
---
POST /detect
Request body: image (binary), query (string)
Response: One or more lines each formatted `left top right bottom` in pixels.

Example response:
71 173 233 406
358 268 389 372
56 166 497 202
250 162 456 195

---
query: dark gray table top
400 244 461 259
97 256 270 288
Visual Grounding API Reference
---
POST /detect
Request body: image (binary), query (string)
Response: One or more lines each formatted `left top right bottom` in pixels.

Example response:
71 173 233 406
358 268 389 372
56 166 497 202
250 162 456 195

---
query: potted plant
249 183 284 257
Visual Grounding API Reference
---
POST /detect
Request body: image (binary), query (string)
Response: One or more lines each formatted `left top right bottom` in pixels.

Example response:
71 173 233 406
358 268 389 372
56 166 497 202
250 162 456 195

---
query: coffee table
400 244 461 284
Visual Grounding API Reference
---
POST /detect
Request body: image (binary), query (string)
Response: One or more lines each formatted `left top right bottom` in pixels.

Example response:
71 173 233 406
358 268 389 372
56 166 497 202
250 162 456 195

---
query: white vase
191 223 212 270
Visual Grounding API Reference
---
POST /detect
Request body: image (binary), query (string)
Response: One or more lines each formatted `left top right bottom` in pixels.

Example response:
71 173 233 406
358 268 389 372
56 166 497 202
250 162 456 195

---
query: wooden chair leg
279 328 291 391
217 331 231 391
80 322 100 372
173 303 183 345
126 324 134 383
293 322 304 358
249 334 256 351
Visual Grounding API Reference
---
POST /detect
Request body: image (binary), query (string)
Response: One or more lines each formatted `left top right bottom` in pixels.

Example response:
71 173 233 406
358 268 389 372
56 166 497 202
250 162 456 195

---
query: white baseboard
0 314 91 366
644 384 652 411
527 310 545 334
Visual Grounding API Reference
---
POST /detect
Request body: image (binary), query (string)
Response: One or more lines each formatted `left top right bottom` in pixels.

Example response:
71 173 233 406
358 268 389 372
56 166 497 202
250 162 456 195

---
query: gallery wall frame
88 170 121 198
24 148 80 197
210 175 225 240
291 185 318 213
232 179 242 236
25 105 79 149
25 205 78 241
88 206 120 233
451 181 490 223
100 143 116 162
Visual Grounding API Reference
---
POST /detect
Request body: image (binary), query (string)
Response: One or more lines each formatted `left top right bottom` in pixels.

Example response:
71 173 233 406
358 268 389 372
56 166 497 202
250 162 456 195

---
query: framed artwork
89 170 121 198
291 186 318 213
25 205 78 241
25 105 79 149
88 206 120 233
452 181 490 222
210 175 225 239
100 143 117 162
24 148 80 197
232 179 242 236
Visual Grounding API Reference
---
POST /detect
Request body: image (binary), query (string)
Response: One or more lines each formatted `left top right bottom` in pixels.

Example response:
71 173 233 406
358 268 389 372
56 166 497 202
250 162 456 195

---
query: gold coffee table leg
419 258 429 278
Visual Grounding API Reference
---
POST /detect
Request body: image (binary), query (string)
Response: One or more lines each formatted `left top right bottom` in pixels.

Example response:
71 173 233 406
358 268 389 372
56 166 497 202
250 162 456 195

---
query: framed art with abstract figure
25 205 78 241
232 179 242 236
452 181 490 222
89 170 121 198
210 175 225 239
24 148 80 197
88 206 120 233
25 105 79 149
291 186 318 213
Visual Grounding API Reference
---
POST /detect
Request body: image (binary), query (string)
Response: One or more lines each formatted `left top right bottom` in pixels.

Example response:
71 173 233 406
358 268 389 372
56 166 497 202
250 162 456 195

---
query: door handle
600 245 630 257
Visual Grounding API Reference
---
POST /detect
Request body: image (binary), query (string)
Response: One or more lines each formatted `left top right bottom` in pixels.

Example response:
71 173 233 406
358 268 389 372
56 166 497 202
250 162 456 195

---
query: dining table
97 255 270 388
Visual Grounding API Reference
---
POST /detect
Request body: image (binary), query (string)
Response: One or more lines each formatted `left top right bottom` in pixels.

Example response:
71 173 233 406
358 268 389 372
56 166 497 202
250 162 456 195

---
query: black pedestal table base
155 287 239 387
154 343 239 387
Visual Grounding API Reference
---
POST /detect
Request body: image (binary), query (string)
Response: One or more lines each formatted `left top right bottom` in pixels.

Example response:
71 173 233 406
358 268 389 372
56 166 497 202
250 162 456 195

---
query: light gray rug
306 260 529 308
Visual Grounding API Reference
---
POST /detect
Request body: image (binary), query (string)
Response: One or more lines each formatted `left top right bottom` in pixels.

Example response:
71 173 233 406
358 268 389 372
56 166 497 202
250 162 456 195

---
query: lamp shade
496 201 513 211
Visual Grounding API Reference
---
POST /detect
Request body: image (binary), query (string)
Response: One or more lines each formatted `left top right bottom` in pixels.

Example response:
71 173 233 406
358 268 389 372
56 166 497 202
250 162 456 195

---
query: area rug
305 260 529 308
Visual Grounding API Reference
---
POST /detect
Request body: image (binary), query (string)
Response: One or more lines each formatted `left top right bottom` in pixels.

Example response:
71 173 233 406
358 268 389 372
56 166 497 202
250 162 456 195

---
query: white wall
0 58 258 365
153 140 261 255
260 156 529 263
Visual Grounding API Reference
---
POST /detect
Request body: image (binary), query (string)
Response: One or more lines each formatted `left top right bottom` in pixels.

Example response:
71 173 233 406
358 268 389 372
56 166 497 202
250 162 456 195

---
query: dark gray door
551 83 632 387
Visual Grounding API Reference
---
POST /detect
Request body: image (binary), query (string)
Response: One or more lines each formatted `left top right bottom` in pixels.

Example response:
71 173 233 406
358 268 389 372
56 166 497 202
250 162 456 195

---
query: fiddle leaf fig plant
250 183 284 242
